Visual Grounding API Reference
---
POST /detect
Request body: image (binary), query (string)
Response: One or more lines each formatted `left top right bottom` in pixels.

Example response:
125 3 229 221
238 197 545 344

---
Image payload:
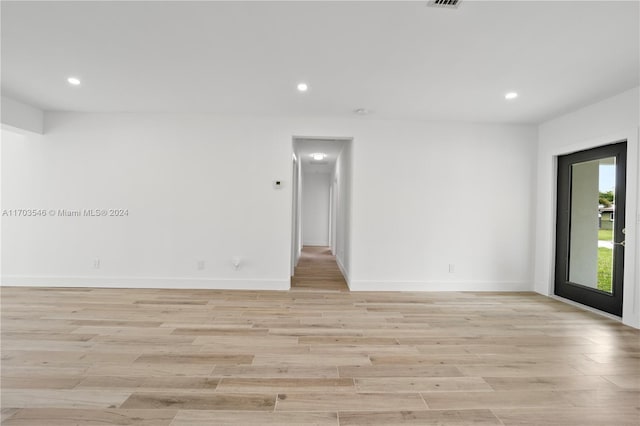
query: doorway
290 137 352 290
555 141 627 316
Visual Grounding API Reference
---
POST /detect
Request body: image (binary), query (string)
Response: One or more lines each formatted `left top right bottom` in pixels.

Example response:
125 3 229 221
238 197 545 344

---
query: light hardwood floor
1 248 639 425
292 246 349 292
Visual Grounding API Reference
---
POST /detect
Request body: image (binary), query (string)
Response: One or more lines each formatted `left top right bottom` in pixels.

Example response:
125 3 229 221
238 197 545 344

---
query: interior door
555 141 627 316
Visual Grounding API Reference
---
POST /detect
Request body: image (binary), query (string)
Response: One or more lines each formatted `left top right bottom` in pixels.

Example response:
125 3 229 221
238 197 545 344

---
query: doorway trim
290 152 301 278
540 128 639 327
554 141 627 316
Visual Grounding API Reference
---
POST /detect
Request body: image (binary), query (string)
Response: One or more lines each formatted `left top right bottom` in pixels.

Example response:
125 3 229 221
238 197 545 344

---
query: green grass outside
598 229 613 241
597 247 613 292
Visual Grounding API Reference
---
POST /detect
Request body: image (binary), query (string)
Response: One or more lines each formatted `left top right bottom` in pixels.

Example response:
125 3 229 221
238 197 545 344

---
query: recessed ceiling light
297 83 308 92
311 153 325 161
354 108 371 115
505 92 518 100
67 77 81 86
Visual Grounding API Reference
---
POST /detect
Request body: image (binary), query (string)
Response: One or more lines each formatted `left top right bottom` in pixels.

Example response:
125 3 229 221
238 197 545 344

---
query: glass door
555 142 626 316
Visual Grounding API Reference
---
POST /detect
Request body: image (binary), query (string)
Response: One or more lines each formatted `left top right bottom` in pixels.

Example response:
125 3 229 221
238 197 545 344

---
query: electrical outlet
93 258 100 269
197 260 205 270
232 257 241 269
448 264 455 273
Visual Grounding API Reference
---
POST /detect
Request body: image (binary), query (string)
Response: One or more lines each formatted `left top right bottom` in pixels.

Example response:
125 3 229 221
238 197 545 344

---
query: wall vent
427 0 461 8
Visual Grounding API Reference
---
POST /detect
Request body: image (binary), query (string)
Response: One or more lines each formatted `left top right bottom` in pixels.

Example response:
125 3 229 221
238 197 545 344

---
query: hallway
291 246 349 292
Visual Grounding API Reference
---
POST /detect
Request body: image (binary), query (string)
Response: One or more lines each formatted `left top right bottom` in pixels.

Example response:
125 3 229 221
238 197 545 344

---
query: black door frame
555 141 627 316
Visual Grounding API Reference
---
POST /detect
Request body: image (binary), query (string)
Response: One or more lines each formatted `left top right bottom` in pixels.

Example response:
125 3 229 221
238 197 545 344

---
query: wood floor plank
484 375 620 391
199 343 309 355
172 328 269 336
89 335 196 345
2 349 139 366
493 407 640 426
0 390 132 409
309 344 421 356
84 363 214 377
338 409 502 425
339 365 464 378
69 319 164 327
1 332 97 342
0 376 83 390
299 336 398 345
134 353 253 365
274 392 427 412
120 392 276 410
1 365 89 378
457 363 584 377
192 335 298 345
355 377 492 393
1 408 176 425
369 354 483 366
421 390 571 410
216 378 355 393
76 376 219 391
570 358 640 376
87 342 201 355
211 365 339 378
171 410 339 425
71 326 176 336
0 409 19 422
603 374 640 390
252 353 371 367
560 389 640 408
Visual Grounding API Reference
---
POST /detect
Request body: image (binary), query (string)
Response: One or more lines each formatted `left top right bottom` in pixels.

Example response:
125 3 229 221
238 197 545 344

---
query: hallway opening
291 137 352 290
291 246 349 292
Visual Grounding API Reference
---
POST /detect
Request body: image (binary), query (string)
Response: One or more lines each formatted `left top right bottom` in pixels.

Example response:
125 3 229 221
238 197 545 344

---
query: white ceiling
294 138 348 174
1 1 638 124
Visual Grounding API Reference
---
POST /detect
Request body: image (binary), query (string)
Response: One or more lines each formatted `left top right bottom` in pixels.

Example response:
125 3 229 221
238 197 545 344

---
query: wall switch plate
93 258 100 269
197 260 205 270
448 264 455 273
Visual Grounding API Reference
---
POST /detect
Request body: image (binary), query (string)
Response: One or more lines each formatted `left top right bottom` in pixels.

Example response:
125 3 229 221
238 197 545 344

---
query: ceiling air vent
427 0 461 8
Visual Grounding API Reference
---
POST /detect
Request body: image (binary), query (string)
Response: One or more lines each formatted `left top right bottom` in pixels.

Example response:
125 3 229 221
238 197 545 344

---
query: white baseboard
550 294 622 321
303 242 330 247
348 280 532 292
0 275 290 291
549 294 638 330
335 257 351 289
1 275 531 293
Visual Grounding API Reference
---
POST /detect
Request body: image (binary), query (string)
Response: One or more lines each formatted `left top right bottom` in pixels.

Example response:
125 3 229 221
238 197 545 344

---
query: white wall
302 172 330 246
2 114 293 290
534 87 640 327
333 141 351 282
2 112 536 292
348 122 537 291
1 96 44 134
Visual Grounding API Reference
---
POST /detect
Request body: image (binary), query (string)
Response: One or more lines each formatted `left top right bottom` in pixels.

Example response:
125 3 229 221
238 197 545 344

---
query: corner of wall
1 96 44 134
335 256 351 290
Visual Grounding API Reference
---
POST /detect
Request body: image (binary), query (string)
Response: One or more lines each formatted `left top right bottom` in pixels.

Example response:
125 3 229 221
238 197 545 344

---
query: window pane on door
568 157 615 293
